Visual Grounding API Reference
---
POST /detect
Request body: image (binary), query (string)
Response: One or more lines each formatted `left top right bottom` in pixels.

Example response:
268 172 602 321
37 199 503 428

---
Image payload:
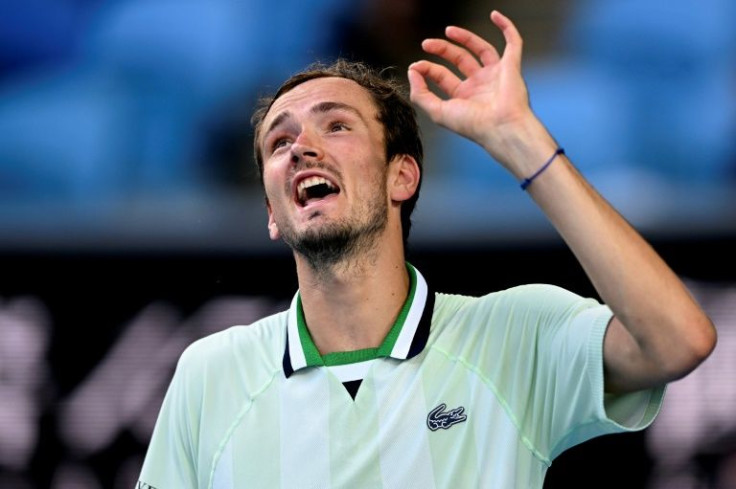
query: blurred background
0 0 734 487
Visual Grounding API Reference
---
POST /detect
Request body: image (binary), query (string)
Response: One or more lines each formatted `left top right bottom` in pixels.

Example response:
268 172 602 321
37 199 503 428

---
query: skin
408 10 716 393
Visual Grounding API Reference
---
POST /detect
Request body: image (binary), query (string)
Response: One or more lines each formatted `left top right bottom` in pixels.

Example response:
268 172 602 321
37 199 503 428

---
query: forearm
497 118 716 391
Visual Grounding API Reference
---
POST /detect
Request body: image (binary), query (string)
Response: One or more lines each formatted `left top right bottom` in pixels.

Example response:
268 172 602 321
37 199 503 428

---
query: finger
444 25 500 67
407 64 445 122
408 59 461 98
490 10 523 69
421 37 482 78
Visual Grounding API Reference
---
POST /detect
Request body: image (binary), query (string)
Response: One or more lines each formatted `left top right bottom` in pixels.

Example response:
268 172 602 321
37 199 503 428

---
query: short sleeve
136 345 201 488
516 285 665 461
456 284 666 463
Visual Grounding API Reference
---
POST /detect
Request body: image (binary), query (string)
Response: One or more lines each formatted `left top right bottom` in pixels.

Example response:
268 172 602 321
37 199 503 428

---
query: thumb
408 64 443 123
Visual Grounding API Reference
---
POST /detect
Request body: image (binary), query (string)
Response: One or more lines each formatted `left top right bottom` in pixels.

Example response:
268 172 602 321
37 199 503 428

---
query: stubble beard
282 194 389 273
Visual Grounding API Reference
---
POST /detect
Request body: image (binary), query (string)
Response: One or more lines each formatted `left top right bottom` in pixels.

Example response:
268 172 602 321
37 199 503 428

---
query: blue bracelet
520 147 565 191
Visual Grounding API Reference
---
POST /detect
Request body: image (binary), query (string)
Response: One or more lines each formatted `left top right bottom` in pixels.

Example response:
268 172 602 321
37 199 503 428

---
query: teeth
297 176 336 202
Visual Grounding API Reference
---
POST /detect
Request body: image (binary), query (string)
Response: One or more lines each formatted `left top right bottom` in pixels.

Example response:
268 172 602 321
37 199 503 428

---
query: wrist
480 113 559 179
520 148 565 191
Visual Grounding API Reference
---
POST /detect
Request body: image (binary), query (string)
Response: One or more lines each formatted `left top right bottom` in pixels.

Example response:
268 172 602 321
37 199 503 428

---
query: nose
290 128 323 163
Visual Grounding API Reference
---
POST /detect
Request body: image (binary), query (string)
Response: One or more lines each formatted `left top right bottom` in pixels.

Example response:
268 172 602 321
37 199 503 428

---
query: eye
329 121 349 132
270 137 291 153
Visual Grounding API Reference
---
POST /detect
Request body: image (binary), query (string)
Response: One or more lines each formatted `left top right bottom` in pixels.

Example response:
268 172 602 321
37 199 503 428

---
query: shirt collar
282 263 434 378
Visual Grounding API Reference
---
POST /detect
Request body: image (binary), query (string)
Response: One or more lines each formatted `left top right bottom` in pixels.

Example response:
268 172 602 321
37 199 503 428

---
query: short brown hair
250 59 424 246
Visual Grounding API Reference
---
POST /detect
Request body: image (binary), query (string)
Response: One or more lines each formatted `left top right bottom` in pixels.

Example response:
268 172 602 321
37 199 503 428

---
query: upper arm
603 314 716 394
603 316 657 394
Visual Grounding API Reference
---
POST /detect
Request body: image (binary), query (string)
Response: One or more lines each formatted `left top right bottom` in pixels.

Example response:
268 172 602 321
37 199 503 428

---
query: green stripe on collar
296 294 324 367
377 264 416 357
322 348 379 366
294 263 418 367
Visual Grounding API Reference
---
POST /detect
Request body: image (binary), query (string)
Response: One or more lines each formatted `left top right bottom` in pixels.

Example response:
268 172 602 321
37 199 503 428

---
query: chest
209 351 541 488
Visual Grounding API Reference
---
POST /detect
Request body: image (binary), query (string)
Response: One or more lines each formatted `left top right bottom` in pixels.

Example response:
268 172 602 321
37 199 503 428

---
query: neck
294 232 410 355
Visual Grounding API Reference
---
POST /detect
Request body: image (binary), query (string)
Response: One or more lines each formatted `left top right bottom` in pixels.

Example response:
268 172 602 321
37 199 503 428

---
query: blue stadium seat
563 0 736 181
0 70 138 202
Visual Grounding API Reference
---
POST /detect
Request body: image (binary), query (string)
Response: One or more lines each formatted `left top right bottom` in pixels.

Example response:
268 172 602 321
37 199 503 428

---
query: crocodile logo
427 403 468 431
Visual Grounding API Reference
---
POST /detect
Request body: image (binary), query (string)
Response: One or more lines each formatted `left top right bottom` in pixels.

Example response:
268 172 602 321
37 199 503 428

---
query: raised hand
408 10 545 170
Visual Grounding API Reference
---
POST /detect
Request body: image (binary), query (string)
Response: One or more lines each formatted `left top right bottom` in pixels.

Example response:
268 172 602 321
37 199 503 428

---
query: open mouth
296 175 340 207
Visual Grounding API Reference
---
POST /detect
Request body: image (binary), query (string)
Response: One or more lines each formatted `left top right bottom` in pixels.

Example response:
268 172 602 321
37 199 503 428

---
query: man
137 10 716 488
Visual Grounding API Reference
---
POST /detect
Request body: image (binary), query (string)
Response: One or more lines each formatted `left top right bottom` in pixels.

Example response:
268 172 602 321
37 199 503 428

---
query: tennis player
136 10 716 488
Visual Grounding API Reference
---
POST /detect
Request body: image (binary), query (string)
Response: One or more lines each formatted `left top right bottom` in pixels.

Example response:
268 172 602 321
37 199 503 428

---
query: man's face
259 77 391 265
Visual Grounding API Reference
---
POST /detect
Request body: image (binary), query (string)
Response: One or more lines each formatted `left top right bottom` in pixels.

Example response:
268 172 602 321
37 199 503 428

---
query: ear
388 154 420 203
265 198 281 241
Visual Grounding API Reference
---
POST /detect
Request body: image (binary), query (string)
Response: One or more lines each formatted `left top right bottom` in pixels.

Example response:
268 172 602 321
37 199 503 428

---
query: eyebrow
262 101 366 145
311 101 364 120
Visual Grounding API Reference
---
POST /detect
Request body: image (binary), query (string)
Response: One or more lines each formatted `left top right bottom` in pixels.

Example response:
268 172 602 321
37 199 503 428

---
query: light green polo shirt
137 265 665 488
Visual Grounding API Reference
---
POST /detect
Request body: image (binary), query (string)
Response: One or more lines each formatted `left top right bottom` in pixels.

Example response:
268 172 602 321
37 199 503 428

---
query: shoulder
176 309 289 384
433 283 589 320
429 285 608 352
